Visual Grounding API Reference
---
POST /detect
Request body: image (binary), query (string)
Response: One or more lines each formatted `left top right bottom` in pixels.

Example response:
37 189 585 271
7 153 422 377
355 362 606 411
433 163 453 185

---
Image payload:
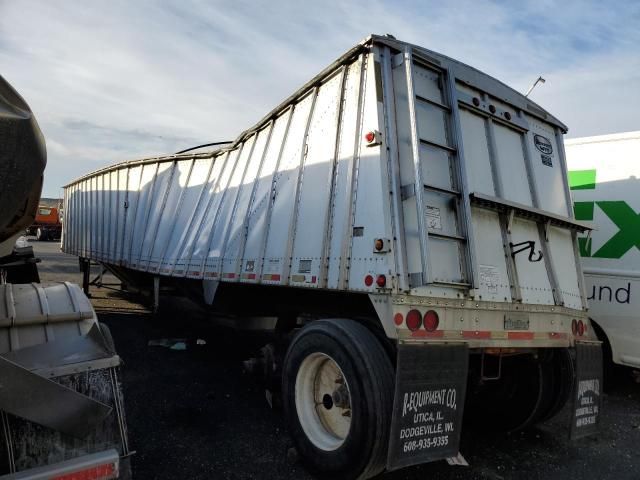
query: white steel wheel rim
295 352 352 451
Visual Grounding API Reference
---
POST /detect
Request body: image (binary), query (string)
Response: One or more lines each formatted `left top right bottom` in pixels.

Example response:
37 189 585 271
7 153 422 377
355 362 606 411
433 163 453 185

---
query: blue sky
1 0 639 197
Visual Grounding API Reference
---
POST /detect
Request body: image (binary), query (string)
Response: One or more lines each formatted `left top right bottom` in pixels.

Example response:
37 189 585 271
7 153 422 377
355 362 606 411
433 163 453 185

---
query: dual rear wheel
283 320 574 478
466 349 574 432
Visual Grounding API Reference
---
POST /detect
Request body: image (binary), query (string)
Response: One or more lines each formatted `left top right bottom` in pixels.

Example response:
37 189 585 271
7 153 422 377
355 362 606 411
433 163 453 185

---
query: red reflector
365 131 375 143
393 313 403 326
406 309 422 331
364 275 374 287
376 275 386 288
571 319 578 335
52 463 116 480
423 310 439 332
577 320 585 336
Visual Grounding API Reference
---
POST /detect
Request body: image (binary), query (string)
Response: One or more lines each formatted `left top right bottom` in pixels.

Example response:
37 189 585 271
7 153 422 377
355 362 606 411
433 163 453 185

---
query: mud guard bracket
570 341 603 439
387 343 468 470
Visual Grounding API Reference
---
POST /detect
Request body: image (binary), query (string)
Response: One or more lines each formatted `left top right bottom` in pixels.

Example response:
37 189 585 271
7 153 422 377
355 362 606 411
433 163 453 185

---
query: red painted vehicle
27 205 62 241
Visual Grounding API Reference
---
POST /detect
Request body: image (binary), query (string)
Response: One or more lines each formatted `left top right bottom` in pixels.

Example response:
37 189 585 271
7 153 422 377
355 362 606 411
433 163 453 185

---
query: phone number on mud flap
402 435 449 452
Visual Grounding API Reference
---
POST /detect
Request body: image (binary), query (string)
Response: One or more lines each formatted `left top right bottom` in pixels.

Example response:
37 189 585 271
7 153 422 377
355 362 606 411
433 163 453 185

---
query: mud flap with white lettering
387 343 468 470
570 341 603 439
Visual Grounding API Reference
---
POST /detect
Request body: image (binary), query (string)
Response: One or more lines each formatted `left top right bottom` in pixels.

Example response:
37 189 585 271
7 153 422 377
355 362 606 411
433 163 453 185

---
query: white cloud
1 0 638 196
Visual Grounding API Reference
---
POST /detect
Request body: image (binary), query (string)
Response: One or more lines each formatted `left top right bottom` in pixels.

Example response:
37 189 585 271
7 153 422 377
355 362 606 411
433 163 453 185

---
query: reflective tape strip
410 330 445 338
508 331 535 340
407 329 570 341
463 331 492 339
549 332 568 339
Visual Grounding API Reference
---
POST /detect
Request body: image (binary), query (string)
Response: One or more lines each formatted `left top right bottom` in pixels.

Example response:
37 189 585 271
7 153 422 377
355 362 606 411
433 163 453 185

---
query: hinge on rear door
408 272 423 288
543 219 551 241
392 53 404 69
400 184 415 201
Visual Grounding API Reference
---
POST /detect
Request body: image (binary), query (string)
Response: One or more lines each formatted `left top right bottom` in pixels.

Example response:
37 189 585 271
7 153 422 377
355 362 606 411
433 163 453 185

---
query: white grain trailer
566 131 640 369
62 35 602 478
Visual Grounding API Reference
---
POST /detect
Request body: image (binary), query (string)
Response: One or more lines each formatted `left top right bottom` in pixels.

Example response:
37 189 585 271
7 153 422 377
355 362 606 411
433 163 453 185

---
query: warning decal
426 206 442 230
479 264 499 294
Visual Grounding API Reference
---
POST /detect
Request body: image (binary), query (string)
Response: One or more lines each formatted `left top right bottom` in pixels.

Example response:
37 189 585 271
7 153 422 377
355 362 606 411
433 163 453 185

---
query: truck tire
282 319 394 480
467 354 543 432
467 350 574 432
536 348 574 423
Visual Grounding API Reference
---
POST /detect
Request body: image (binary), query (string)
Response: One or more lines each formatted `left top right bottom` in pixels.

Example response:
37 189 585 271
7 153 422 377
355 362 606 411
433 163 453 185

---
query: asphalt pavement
32 239 640 480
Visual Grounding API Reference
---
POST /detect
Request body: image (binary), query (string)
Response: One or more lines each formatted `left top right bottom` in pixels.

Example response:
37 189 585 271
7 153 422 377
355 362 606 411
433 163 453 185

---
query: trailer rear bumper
389 295 593 348
0 449 119 480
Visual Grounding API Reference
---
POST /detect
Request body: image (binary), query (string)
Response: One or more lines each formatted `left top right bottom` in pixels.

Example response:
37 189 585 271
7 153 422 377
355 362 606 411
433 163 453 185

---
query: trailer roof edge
64 33 568 187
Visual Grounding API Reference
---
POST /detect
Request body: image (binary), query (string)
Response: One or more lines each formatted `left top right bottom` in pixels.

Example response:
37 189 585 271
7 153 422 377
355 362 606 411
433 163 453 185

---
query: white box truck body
566 131 640 369
62 35 602 478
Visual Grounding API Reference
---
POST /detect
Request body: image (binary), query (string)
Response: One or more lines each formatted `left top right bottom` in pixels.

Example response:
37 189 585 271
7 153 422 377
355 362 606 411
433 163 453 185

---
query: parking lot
33 240 640 479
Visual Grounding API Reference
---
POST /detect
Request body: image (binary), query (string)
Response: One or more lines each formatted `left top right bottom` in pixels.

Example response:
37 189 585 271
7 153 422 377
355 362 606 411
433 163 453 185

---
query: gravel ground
33 240 640 479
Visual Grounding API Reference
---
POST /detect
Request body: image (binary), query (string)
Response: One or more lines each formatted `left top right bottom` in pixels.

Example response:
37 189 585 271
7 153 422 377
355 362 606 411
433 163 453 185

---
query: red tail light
577 320 585 336
394 313 403 326
571 319 578 335
406 309 422 331
365 131 376 143
364 275 373 286
376 275 386 288
423 310 439 332
52 462 117 480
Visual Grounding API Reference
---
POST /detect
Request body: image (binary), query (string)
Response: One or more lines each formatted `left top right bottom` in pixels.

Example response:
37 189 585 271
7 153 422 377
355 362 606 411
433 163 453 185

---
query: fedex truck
566 131 640 369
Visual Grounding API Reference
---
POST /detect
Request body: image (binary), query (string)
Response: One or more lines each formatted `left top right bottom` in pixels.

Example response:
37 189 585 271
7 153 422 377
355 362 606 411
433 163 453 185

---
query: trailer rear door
388 45 589 309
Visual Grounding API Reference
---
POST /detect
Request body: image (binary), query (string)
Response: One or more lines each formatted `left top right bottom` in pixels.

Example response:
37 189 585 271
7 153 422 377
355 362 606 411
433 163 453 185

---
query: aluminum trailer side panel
62 36 590 339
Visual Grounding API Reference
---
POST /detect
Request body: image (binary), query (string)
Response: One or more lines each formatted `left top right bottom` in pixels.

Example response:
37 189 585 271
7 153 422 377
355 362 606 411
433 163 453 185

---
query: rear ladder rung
430 280 472 289
424 183 460 197
427 231 466 242
419 138 457 153
415 94 451 112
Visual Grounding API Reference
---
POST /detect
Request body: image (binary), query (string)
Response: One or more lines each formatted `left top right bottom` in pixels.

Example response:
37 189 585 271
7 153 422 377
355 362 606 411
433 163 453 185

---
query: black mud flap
387 343 468 471
570 341 603 440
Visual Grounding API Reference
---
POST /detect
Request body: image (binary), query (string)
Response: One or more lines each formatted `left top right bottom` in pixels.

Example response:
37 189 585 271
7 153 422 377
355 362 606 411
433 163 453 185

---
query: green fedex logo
570 169 640 258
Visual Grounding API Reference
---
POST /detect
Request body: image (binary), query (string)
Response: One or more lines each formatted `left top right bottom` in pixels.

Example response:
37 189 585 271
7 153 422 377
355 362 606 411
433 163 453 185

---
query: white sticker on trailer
265 258 281 273
426 206 442 230
479 265 499 294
